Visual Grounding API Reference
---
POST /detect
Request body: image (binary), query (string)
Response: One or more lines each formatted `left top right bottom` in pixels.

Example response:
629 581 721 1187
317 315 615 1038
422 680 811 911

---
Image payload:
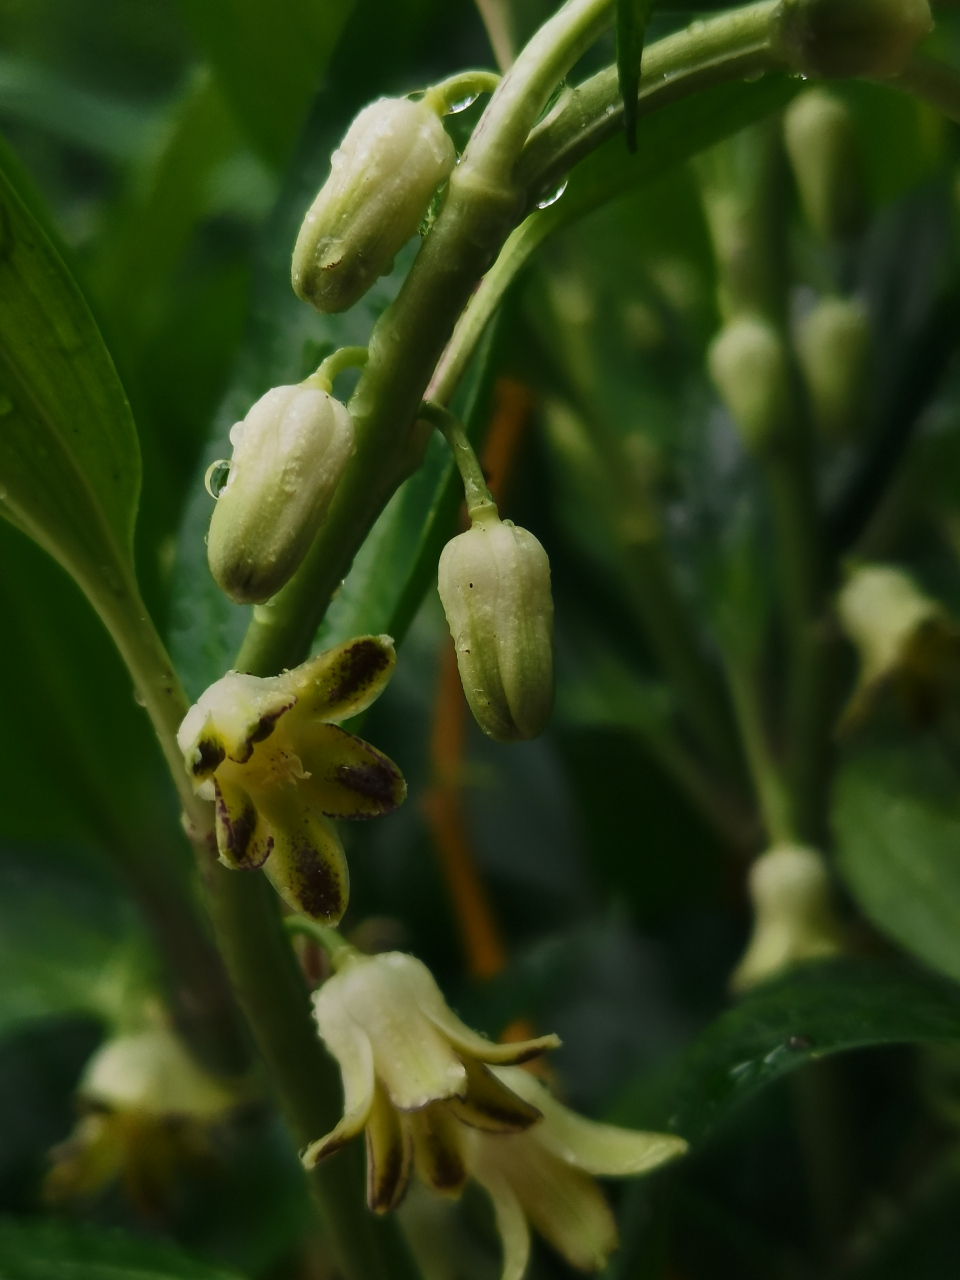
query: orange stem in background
422 377 533 980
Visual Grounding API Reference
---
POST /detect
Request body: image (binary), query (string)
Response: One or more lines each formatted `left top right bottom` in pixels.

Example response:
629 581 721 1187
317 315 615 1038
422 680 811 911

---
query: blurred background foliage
5 0 960 1276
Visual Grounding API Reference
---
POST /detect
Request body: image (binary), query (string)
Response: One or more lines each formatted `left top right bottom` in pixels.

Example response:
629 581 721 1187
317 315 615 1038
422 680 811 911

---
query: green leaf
833 738 960 984
616 0 655 152
0 1220 245 1280
0 842 156 1037
175 0 356 166
614 961 960 1144
0 155 141 588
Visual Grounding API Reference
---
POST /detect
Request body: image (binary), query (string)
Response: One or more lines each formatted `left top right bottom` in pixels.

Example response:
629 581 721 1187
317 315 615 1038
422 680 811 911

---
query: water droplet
535 178 568 210
0 394 13 417
205 459 232 498
448 92 479 114
133 688 146 707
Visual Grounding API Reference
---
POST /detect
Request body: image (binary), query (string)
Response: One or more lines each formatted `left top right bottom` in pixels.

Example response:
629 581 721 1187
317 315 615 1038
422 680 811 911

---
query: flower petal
447 1059 542 1134
213 778 273 869
407 1102 467 1198
296 722 406 818
394 952 561 1064
329 954 467 1110
366 1081 413 1213
257 792 350 924
178 671 296 778
492 1066 688 1176
469 1161 530 1280
288 635 396 724
301 999 375 1168
470 1128 618 1274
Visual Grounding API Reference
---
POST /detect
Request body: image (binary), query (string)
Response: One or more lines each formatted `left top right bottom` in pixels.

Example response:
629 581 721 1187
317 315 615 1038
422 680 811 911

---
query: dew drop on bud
205 459 232 499
535 178 568 210
447 92 480 114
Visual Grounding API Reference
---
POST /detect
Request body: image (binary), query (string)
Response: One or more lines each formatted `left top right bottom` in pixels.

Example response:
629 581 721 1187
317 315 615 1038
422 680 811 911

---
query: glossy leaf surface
0 1220 245 1280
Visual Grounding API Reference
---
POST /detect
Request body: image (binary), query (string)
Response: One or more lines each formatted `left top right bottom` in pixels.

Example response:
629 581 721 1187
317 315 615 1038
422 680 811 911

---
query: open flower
303 949 687 1278
302 950 559 1210
45 1022 239 1214
177 635 405 923
463 1066 688 1280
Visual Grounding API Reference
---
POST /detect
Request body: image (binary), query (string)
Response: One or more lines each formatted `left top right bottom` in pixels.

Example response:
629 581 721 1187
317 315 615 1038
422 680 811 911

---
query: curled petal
366 1082 413 1213
214 778 273 869
493 1066 688 1177
288 635 396 724
407 1103 467 1199
316 955 467 1110
177 672 296 780
301 1001 375 1168
393 952 560 1063
447 1059 542 1134
470 1162 530 1280
296 723 406 818
257 793 349 924
469 1128 618 1274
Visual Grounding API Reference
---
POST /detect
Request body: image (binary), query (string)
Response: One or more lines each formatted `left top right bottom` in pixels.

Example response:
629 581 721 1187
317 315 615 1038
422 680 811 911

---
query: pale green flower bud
774 0 933 77
207 383 355 605
292 97 456 314
732 845 843 992
708 315 792 451
784 90 866 241
836 563 960 725
437 511 554 742
796 296 870 441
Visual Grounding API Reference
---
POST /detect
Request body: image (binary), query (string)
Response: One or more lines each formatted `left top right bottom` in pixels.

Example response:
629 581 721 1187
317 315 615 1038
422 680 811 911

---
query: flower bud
731 845 843 992
207 384 355 604
292 97 456 314
708 316 792 451
774 0 933 78
836 563 960 726
796 296 870 441
437 512 554 742
784 90 866 241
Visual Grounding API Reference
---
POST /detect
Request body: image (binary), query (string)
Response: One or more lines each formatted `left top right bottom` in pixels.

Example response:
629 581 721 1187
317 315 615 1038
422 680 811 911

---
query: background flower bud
207 384 355 604
731 845 843 992
774 0 933 78
784 90 866 241
292 97 456 314
796 296 871 441
708 316 792 451
438 514 554 742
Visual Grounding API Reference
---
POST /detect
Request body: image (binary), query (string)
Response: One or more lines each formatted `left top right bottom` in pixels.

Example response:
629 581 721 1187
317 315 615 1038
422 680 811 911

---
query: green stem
77 565 417 1278
285 916 355 966
308 345 369 393
420 401 497 518
423 70 502 114
722 648 796 846
235 0 616 678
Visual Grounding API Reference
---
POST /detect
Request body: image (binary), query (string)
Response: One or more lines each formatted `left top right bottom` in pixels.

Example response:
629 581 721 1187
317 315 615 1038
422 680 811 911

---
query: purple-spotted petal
287 635 396 724
296 722 406 818
213 778 273 870
257 791 349 924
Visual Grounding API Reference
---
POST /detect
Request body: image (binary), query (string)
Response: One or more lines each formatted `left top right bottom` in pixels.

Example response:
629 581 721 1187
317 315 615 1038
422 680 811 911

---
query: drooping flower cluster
178 635 405 923
303 950 687 1278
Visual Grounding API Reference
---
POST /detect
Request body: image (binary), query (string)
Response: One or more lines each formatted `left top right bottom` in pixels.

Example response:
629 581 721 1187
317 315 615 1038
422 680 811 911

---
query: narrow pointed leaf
616 0 655 152
0 157 141 588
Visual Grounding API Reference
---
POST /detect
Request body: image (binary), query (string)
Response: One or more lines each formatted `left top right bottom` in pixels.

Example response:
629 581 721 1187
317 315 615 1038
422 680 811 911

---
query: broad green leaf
614 961 960 1145
89 69 245 346
0 842 156 1037
833 738 960 984
616 0 655 152
175 0 356 166
0 1220 245 1280
0 156 141 590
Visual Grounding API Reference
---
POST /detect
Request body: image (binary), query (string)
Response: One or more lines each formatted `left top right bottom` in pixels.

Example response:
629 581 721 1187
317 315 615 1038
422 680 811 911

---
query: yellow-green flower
303 949 688 1277
463 1066 688 1280
177 635 405 923
45 1022 239 1214
302 950 559 1210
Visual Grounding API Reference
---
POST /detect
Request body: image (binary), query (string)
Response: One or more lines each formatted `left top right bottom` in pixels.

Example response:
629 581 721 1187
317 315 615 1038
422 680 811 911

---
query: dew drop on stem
205 460 231 499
